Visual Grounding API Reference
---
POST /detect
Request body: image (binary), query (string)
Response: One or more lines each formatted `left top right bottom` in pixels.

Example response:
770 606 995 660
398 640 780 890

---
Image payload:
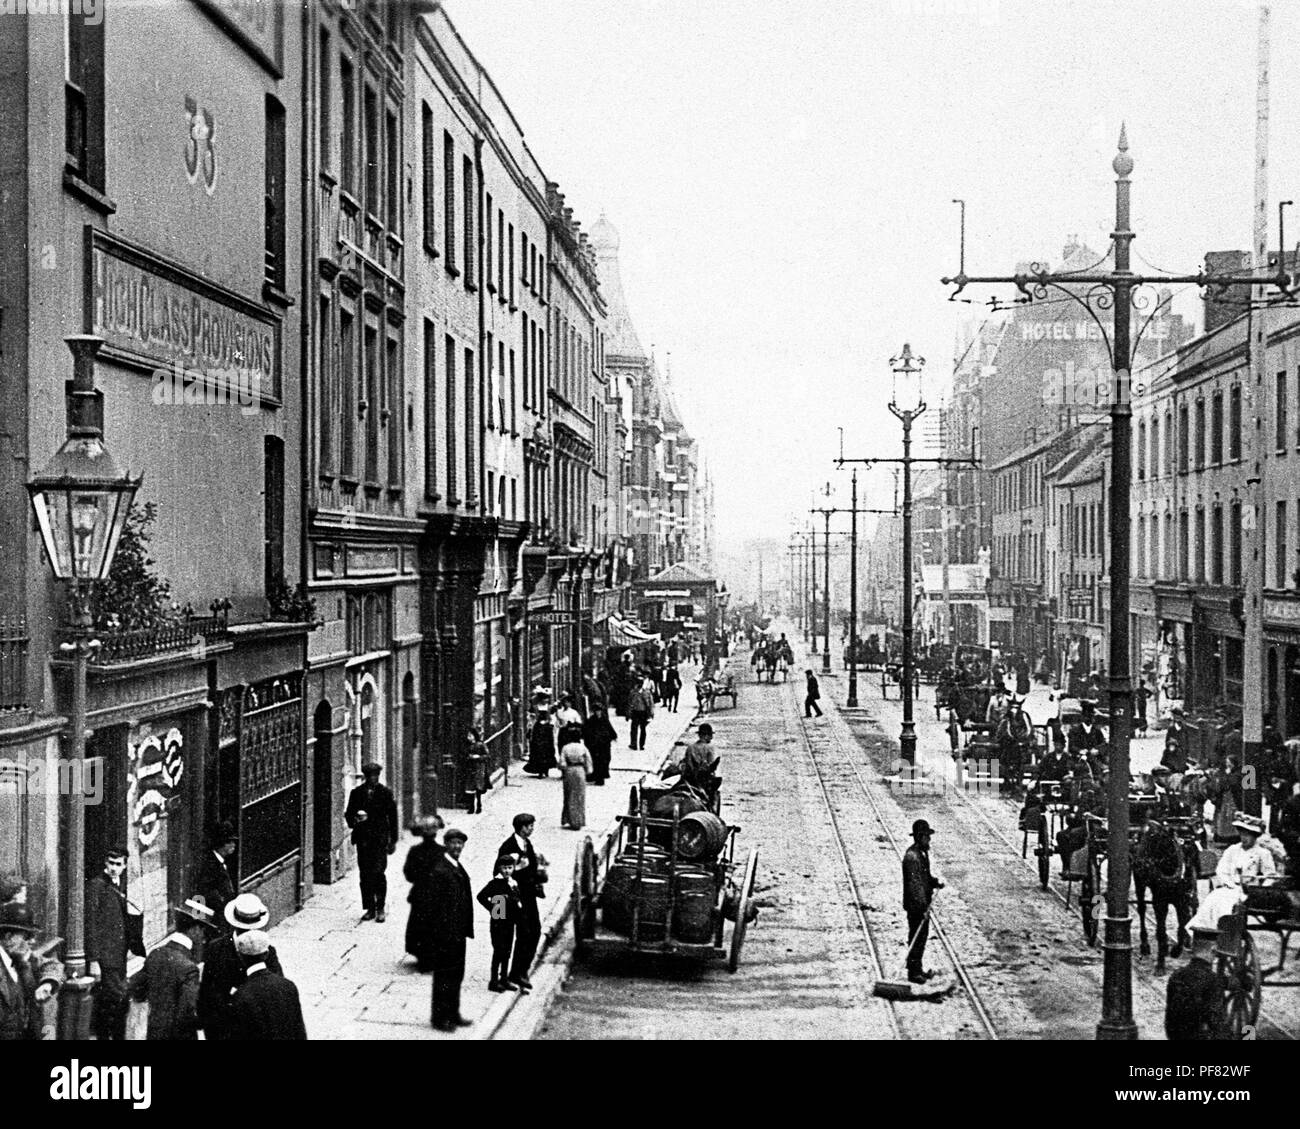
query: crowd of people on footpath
519 636 702 831
1 833 307 1042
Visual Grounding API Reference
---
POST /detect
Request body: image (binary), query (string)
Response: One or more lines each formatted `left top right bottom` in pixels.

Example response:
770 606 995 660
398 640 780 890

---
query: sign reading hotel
89 231 281 400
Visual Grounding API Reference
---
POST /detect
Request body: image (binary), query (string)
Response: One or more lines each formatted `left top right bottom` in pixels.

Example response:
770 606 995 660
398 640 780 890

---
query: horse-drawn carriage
750 639 792 683
571 776 760 970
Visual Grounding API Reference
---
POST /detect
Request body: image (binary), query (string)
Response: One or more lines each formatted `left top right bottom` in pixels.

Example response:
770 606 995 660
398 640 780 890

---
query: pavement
271 661 708 1040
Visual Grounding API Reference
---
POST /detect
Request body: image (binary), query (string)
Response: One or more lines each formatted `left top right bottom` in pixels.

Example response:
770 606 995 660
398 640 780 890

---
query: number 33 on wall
184 95 218 196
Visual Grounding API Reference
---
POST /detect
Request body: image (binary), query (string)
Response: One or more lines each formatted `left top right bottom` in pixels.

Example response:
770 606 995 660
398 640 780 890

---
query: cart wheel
1219 932 1262 1037
572 837 597 957
727 847 760 973
1081 860 1100 947
1036 818 1050 891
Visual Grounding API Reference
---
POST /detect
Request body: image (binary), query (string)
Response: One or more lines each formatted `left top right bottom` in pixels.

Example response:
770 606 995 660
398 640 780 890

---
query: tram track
796 708 1000 1040
863 685 1300 1042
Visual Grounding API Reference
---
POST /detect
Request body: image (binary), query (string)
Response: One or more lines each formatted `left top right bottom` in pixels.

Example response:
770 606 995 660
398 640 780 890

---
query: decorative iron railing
91 613 229 666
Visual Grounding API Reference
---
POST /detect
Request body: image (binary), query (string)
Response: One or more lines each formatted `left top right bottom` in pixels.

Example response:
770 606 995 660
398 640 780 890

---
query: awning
607 616 660 646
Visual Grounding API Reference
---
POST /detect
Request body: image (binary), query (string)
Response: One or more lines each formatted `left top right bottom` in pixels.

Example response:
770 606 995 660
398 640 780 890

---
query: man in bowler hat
429 829 474 1031
198 822 239 926
902 819 944 985
0 904 61 1041
345 761 399 921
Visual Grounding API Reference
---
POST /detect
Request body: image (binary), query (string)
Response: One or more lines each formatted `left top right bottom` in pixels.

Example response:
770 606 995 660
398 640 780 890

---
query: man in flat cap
132 896 219 1040
345 761 399 921
501 813 545 991
228 930 307 1040
429 829 474 1032
902 819 944 985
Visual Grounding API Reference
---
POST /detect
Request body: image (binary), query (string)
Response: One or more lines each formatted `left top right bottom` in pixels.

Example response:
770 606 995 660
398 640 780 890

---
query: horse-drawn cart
571 779 760 971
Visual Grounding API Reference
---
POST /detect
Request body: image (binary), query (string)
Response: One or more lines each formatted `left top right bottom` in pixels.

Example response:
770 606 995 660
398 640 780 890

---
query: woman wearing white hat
1187 813 1276 933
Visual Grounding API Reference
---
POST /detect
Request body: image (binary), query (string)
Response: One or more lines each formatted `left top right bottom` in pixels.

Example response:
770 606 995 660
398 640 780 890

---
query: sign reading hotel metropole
88 231 280 413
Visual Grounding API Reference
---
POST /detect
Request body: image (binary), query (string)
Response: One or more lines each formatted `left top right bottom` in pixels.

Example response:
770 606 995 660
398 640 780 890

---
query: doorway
312 701 334 877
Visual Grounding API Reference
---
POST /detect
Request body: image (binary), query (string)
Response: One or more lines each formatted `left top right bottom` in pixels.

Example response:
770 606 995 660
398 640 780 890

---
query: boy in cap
228 930 307 1040
501 814 544 990
199 893 283 1040
133 896 218 1040
0 904 61 1041
345 761 399 921
902 819 944 984
477 854 522 993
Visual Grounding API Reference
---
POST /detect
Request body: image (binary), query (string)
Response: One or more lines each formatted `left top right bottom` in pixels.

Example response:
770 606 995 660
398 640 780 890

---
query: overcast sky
446 0 1300 552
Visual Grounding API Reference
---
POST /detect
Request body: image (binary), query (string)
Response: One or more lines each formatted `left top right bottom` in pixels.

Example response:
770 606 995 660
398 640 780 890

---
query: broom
873 904 934 1000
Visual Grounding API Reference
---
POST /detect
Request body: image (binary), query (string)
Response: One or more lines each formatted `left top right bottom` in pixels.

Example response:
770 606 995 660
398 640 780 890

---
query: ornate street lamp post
890 345 926 765
26 335 140 1033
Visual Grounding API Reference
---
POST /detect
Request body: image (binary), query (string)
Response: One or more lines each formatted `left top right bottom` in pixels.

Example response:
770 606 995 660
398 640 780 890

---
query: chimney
1203 250 1253 334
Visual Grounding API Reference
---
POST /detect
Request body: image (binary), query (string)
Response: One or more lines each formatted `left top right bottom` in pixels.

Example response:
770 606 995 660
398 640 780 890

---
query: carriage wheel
1036 818 1051 891
728 847 760 973
1081 858 1100 947
1219 932 1262 1037
572 837 597 957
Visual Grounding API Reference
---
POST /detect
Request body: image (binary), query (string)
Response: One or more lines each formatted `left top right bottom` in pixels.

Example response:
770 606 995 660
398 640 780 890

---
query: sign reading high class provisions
194 0 284 76
88 231 281 399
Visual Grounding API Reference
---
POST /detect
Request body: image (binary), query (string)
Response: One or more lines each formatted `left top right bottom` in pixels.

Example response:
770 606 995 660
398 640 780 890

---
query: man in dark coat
581 707 618 785
344 762 399 921
429 829 474 1032
1165 933 1228 1040
197 822 239 927
902 819 944 984
198 893 283 1041
86 846 137 1041
404 815 446 972
502 813 544 991
228 930 307 1040
132 896 218 1040
804 669 823 718
0 905 60 1041
1067 702 1106 759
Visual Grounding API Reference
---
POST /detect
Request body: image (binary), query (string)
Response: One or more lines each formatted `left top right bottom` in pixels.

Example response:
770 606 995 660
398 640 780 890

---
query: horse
1132 817 1199 972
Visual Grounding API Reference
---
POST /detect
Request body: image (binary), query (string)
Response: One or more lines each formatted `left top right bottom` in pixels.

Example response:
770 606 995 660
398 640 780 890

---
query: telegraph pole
942 122 1292 1040
1242 4 1271 818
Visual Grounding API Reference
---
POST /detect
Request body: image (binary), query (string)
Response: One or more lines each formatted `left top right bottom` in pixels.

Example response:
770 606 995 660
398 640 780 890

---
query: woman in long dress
559 724 594 830
403 814 445 972
581 707 618 785
524 711 557 777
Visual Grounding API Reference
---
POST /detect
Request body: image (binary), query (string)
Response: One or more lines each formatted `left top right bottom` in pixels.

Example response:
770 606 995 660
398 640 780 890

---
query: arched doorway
312 701 334 877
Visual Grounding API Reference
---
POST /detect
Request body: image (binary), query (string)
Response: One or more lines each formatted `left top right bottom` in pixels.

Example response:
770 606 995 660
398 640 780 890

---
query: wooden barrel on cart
676 811 727 861
613 846 671 876
601 866 671 940
673 867 716 943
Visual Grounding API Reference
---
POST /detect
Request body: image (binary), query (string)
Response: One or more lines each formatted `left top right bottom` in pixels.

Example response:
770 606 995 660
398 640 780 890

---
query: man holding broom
902 819 944 985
